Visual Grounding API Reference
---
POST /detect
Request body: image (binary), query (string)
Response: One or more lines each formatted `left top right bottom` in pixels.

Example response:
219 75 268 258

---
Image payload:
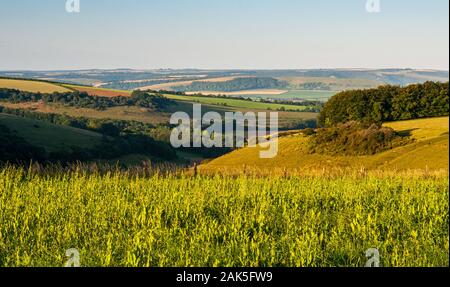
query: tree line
174 77 288 92
318 81 449 126
0 89 176 111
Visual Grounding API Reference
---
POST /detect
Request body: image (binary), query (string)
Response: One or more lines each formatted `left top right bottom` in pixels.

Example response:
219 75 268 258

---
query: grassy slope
0 113 103 152
0 79 71 93
202 117 449 171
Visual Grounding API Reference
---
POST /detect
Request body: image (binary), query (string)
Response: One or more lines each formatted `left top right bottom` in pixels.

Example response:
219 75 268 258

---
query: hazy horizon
0 67 449 72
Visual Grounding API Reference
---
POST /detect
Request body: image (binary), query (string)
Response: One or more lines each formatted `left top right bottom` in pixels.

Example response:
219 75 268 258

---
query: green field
163 94 311 111
0 113 102 152
0 167 447 267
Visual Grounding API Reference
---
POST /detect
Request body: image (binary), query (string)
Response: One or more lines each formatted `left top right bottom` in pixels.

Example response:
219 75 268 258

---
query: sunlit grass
0 167 448 267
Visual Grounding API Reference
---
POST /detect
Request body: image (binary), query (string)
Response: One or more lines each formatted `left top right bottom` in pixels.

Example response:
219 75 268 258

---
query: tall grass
0 166 448 267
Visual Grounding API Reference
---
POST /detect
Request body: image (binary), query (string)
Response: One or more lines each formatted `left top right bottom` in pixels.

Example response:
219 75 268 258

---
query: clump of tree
298 82 332 91
318 82 449 126
306 121 412 156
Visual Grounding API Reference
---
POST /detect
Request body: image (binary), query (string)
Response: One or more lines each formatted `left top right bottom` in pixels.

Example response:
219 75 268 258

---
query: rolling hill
0 78 320 130
201 117 449 172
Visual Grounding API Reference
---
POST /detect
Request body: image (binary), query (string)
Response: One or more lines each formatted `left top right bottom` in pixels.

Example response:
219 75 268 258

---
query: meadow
0 167 448 267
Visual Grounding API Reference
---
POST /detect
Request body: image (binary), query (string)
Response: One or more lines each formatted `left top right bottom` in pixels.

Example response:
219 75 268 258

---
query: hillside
0 113 103 152
201 117 449 171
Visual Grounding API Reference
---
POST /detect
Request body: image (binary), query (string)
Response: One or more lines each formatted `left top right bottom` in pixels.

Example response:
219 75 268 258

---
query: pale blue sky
0 0 448 70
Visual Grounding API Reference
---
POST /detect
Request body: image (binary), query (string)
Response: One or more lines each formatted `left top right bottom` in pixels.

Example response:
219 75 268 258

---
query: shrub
308 121 412 156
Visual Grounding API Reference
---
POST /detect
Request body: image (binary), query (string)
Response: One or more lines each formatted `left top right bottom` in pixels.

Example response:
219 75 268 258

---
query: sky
0 0 448 70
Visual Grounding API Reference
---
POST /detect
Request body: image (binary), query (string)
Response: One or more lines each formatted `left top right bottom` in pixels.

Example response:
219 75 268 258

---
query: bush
308 121 412 156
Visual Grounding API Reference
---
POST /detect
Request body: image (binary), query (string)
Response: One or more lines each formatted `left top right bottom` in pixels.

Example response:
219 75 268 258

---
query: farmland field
63 84 132 98
0 167 447 267
0 79 71 93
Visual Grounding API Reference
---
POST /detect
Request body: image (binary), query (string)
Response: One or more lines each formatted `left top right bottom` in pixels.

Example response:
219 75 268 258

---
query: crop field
63 84 132 98
0 79 71 93
0 167 447 267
